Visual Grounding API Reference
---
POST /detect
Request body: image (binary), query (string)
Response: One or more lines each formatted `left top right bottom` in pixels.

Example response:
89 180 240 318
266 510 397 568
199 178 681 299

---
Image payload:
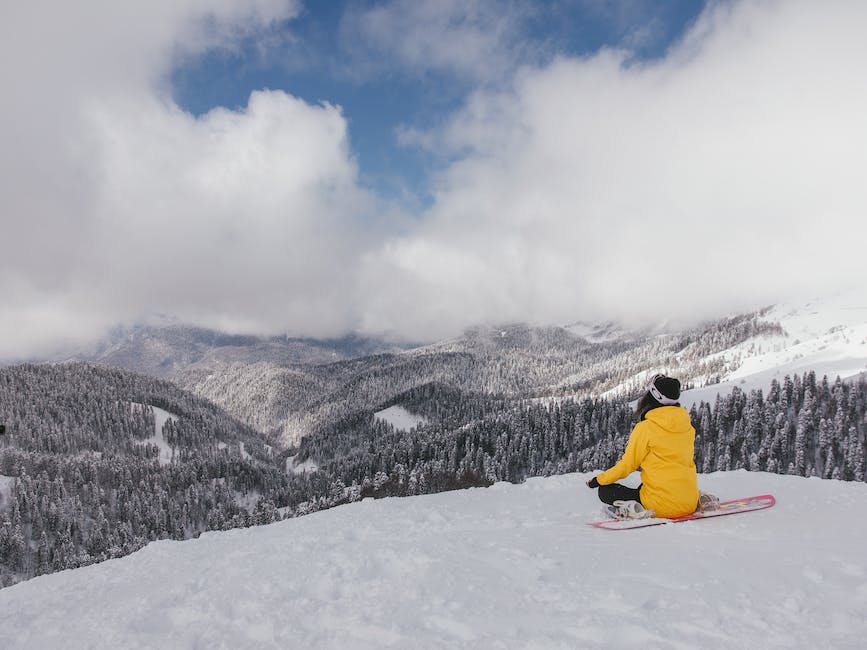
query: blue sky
2 0 867 357
170 1 706 205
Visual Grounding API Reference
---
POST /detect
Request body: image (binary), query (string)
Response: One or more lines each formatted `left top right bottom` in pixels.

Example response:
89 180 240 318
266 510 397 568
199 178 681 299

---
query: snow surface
681 295 867 408
133 404 249 463
131 404 177 466
1 471 865 649
374 404 429 431
286 454 319 475
591 293 867 409
0 475 15 508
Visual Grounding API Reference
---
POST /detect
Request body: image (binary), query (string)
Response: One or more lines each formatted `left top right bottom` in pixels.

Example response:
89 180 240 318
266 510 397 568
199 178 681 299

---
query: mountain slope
56 295 867 449
0 363 293 587
680 296 867 406
174 312 783 445
76 324 413 379
0 471 864 649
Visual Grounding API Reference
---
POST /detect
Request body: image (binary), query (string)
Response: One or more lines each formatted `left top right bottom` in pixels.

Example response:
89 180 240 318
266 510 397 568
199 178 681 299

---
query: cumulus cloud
0 0 386 359
83 91 378 333
3 0 867 358
357 0 867 340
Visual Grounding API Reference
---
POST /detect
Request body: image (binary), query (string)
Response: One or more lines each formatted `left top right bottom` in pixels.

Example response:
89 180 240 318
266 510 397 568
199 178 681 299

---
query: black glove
586 476 599 489
0 424 5 435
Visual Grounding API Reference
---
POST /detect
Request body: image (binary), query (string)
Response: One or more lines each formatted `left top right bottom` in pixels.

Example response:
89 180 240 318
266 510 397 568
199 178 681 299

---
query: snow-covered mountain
0 471 863 649
58 294 867 447
73 324 413 379
678 295 867 407
0 363 292 588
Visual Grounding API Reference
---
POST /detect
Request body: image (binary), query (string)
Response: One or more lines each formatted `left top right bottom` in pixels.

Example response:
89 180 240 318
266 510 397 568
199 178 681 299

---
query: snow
565 321 631 343
374 404 429 431
131 404 177 465
285 454 318 475
1 471 866 649
681 294 867 407
579 294 867 411
0 475 16 508
133 403 247 461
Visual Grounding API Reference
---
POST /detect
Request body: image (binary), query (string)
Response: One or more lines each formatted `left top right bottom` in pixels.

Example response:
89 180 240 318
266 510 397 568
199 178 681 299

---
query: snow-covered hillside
1 472 864 649
374 404 429 431
681 294 867 407
52 292 867 447
131 404 177 465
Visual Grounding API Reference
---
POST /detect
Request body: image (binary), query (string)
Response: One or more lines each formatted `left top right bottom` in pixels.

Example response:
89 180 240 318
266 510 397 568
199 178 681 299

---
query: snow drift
0 471 864 649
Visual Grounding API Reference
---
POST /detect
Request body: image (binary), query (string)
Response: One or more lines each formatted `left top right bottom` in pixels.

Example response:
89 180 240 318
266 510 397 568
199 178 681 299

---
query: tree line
294 371 866 501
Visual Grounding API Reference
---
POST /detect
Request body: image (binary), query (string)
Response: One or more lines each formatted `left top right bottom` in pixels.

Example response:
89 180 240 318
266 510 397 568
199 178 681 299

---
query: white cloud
358 0 867 340
339 0 534 84
0 0 392 359
3 0 867 358
83 90 378 332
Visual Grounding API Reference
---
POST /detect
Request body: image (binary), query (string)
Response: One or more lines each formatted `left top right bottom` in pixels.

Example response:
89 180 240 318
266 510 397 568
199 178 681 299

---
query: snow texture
0 475 15 509
681 293 867 407
374 404 429 431
131 404 177 466
1 471 865 649
285 454 319 475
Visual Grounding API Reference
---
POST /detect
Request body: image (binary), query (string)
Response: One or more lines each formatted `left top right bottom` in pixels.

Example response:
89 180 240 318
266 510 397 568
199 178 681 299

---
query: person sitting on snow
586 373 701 519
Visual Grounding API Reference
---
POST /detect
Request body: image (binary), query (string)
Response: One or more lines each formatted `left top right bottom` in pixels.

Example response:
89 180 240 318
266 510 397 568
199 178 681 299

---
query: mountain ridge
51 296 867 448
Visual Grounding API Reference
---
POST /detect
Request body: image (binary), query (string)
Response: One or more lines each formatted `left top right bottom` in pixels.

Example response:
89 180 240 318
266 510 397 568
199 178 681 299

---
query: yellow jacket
597 406 699 518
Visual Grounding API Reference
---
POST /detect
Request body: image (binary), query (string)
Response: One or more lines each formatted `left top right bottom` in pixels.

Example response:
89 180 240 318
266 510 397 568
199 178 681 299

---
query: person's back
588 374 699 518
631 405 698 517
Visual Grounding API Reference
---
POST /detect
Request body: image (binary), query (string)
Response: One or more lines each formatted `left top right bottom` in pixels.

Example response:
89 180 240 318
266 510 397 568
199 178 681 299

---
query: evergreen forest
0 362 864 587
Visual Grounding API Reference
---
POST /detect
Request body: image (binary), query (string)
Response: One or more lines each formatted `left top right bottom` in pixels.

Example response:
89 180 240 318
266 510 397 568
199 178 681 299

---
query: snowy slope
374 404 429 431
131 404 177 465
1 472 865 649
681 294 867 407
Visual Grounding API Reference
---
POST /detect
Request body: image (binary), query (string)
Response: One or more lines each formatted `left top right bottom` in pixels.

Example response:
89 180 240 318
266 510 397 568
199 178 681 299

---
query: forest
296 371 866 499
0 361 864 587
173 310 783 444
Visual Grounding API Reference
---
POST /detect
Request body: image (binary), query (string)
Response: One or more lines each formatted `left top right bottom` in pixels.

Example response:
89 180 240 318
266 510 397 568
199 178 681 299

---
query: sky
2 0 867 359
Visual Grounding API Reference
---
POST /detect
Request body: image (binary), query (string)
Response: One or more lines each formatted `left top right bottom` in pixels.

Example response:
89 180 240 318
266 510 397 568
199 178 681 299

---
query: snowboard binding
605 500 656 520
697 491 721 512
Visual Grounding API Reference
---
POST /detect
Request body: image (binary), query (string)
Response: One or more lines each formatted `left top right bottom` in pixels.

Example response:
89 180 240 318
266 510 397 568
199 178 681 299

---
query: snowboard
589 494 776 530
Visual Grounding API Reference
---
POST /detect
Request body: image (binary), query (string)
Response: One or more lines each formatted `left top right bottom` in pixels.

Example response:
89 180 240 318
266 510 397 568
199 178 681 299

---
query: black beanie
654 376 681 402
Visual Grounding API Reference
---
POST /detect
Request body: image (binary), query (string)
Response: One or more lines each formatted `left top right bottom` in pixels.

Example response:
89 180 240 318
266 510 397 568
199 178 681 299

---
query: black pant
598 483 643 506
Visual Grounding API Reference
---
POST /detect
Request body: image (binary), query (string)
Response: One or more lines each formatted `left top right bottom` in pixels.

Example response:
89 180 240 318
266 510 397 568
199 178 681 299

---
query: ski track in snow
1 471 865 649
0 475 16 509
131 404 177 466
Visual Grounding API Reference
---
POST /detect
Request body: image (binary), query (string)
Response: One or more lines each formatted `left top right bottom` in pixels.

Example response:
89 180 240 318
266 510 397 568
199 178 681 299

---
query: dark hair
635 392 661 421
635 391 682 421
